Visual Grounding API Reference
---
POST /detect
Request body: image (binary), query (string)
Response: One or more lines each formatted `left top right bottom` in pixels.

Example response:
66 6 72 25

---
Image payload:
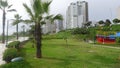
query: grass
1 39 120 68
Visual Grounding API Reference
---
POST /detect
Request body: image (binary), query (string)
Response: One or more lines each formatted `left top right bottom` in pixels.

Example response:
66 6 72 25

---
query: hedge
3 48 20 63
7 41 20 49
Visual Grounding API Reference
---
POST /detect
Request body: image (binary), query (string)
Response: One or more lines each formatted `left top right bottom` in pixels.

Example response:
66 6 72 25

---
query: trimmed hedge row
3 41 21 63
7 41 20 49
3 48 20 63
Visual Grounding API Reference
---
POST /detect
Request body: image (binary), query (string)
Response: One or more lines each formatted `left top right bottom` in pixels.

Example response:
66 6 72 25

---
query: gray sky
0 0 120 35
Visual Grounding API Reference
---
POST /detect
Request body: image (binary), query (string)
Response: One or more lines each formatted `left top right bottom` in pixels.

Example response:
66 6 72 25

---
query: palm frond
41 21 46 25
23 3 34 20
12 20 18 25
23 20 33 24
0 7 2 9
14 14 22 19
7 9 16 12
0 0 8 8
12 14 23 26
0 1 2 9
42 1 52 13
45 15 53 20
51 14 63 22
8 4 13 9
32 0 43 17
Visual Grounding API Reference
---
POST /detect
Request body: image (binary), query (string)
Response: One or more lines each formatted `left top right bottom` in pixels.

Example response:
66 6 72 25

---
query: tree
113 18 120 24
0 0 16 43
98 20 104 25
21 25 25 37
84 21 92 28
29 25 35 48
72 28 90 35
23 0 63 58
104 19 111 26
12 14 22 40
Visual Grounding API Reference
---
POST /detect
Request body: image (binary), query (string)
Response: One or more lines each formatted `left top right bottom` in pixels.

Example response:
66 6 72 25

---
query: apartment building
66 1 88 29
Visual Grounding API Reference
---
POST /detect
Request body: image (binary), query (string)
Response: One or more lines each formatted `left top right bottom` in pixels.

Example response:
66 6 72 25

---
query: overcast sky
0 0 120 35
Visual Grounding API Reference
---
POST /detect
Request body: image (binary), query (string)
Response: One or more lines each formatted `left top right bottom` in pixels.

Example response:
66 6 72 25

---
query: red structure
96 35 115 44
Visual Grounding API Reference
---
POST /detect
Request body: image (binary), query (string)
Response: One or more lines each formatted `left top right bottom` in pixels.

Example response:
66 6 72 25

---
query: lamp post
65 21 68 47
94 25 96 44
6 20 9 46
22 25 25 40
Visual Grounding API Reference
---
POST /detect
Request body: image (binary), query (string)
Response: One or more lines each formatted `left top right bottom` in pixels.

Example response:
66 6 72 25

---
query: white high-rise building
42 20 56 34
56 20 63 32
117 7 120 19
42 20 63 34
66 1 88 29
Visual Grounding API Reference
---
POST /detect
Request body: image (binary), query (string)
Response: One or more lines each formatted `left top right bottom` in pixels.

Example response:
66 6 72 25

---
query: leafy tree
104 19 111 26
23 0 63 58
84 21 92 27
113 18 120 24
0 0 16 43
98 20 104 25
72 28 90 35
12 14 22 40
72 28 81 34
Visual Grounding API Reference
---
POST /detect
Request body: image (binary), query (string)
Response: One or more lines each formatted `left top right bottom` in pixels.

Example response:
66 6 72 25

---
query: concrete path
0 37 29 65
0 43 6 65
93 44 120 49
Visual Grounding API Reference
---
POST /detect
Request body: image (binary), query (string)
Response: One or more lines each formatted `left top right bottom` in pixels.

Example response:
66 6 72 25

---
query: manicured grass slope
1 39 120 68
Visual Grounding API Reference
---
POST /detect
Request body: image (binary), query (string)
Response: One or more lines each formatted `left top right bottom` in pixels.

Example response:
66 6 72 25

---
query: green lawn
1 39 120 68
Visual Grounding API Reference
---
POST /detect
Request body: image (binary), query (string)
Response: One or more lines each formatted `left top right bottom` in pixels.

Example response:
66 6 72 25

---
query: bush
72 28 90 35
116 37 120 43
0 60 32 68
3 48 20 63
7 41 20 49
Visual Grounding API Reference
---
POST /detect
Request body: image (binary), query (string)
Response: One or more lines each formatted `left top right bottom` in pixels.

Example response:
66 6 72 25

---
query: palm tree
0 0 16 43
21 25 25 37
12 14 22 40
23 0 63 58
29 25 35 48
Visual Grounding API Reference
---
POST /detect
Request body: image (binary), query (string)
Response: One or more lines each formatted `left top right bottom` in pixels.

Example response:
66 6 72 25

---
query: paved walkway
88 40 120 49
0 37 29 65
0 43 6 65
93 44 120 49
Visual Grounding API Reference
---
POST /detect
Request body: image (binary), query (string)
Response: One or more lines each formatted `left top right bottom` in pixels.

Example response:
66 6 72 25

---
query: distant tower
66 1 88 29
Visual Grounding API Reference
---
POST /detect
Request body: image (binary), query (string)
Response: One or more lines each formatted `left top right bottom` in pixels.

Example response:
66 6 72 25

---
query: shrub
0 60 32 68
3 48 20 63
72 28 90 35
7 41 20 49
116 37 120 43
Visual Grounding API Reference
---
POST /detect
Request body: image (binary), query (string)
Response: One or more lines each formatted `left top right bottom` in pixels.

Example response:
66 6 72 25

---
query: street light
21 25 25 40
6 20 9 46
94 25 96 44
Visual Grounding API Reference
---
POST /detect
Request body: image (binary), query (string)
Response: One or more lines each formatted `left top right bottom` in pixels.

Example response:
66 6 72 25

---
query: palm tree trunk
35 23 42 58
2 10 6 43
16 23 18 40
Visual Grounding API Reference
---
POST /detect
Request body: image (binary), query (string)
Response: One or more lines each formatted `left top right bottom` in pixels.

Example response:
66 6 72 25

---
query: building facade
42 20 56 34
117 7 120 19
42 20 63 34
66 1 88 29
56 20 63 32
